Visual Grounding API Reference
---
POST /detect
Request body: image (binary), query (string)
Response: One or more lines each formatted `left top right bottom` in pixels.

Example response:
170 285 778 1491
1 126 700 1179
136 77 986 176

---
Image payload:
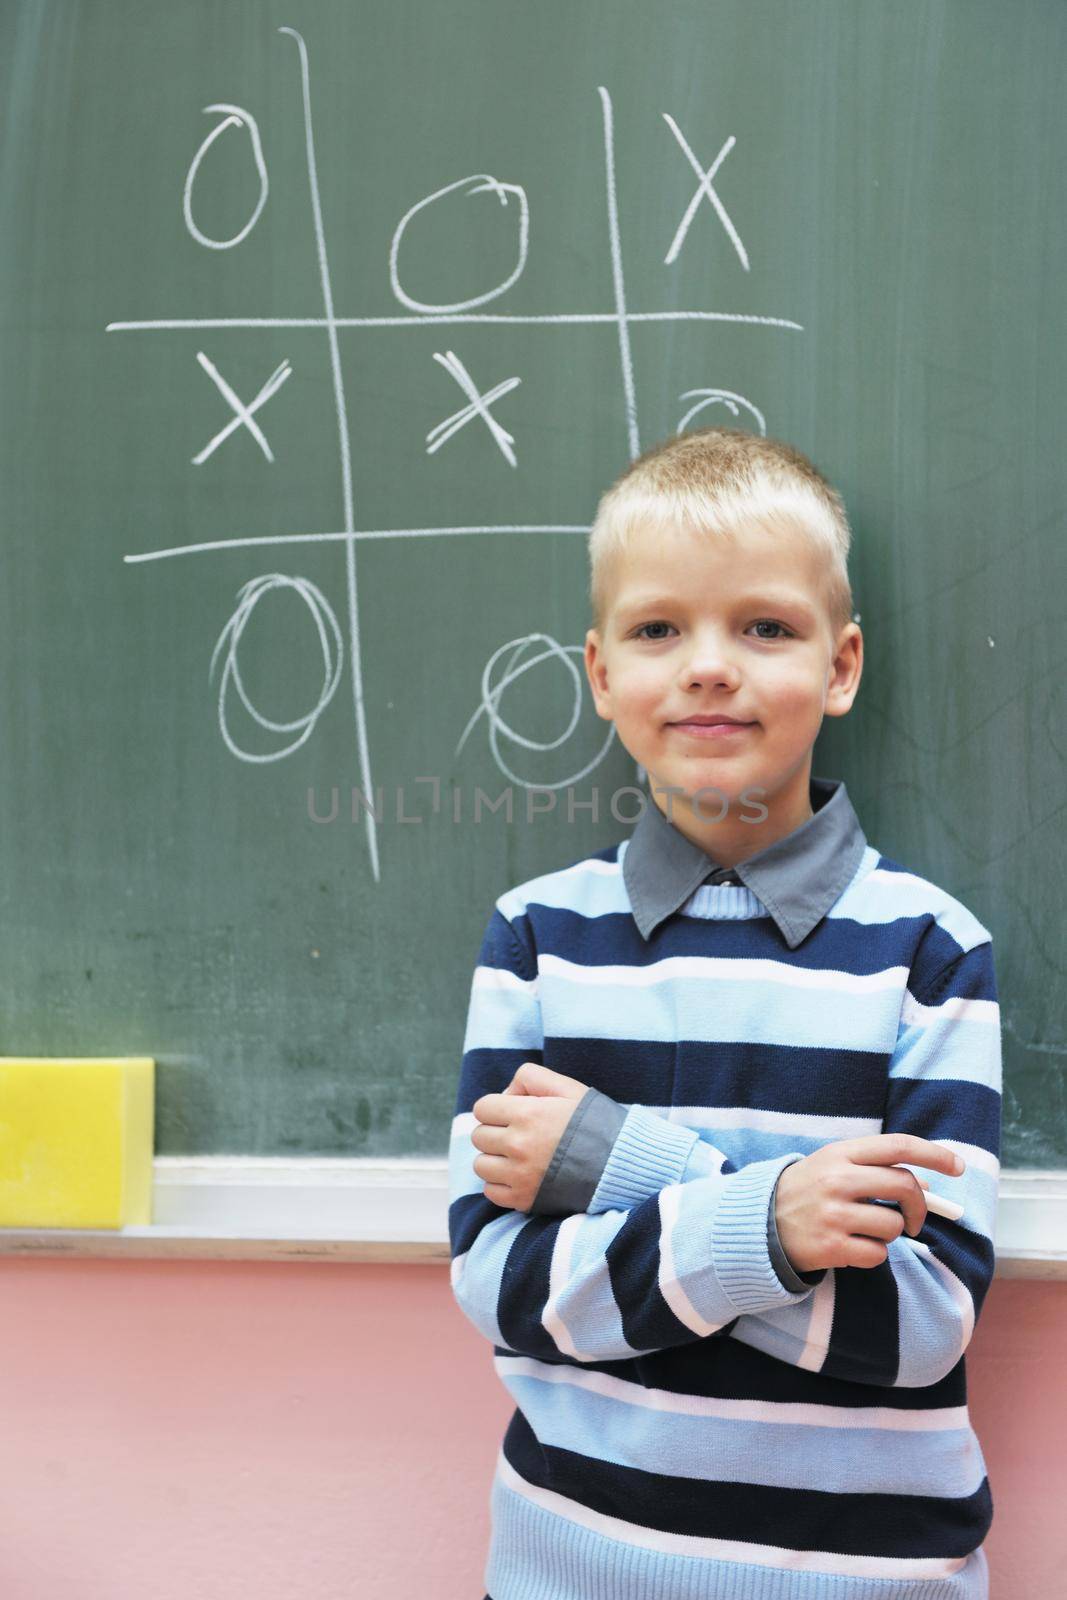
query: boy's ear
584 628 613 721
824 623 863 718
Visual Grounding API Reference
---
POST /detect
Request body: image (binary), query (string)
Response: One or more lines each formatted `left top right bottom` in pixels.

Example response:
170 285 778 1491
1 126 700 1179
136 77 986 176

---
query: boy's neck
648 762 817 868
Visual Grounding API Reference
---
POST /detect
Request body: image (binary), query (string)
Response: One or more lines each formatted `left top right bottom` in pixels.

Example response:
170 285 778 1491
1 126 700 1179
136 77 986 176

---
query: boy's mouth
668 716 757 737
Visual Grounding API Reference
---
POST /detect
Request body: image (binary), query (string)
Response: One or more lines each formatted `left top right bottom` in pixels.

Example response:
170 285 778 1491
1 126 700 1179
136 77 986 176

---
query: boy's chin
647 769 754 808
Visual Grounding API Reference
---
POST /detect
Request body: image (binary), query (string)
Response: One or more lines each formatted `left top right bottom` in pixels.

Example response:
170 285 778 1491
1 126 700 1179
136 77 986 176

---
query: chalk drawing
192 351 293 465
389 174 530 315
662 118 749 271
677 388 766 435
281 24 381 877
428 351 521 465
123 525 591 564
455 633 616 790
109 28 804 879
209 574 343 762
110 311 802 333
183 104 269 250
598 86 639 460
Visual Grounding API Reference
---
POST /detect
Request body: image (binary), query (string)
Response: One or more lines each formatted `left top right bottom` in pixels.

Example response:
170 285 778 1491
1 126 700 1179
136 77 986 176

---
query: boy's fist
470 1063 590 1212
775 1134 960 1273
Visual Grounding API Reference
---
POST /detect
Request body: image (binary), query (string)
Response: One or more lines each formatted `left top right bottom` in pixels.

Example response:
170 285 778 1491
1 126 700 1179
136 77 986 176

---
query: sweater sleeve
543 936 1002 1387
534 1094 819 1292
726 935 1002 1387
448 907 823 1364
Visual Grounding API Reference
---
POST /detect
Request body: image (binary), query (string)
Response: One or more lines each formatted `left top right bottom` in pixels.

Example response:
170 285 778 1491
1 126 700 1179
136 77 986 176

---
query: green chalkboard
1 0 1064 1163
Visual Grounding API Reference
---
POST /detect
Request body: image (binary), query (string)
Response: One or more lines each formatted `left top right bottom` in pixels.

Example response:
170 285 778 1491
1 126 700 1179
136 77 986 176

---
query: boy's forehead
605 518 827 609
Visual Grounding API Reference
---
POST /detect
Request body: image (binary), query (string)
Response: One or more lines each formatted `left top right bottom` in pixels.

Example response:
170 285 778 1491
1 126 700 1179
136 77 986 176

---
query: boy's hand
775 1135 959 1274
471 1062 590 1212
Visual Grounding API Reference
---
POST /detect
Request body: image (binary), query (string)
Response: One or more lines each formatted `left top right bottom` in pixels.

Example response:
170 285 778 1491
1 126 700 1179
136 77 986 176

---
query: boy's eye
633 619 793 641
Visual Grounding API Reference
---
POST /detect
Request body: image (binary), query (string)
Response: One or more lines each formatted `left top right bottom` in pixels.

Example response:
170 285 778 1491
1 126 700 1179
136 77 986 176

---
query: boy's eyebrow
612 595 682 620
734 590 821 619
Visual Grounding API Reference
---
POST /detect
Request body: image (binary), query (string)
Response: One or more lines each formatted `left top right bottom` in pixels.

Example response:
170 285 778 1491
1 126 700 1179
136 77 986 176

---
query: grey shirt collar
622 776 868 949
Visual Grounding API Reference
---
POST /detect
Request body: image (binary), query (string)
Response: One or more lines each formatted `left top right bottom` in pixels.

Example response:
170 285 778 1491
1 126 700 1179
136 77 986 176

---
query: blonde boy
449 428 1000 1600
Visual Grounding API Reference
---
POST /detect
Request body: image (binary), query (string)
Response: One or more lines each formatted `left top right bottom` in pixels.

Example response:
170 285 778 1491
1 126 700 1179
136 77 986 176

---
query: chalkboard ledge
0 1161 1064 1273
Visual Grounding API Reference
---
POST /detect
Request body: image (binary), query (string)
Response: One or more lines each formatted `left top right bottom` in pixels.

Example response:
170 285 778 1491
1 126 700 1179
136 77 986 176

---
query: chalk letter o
389 174 529 314
183 104 269 250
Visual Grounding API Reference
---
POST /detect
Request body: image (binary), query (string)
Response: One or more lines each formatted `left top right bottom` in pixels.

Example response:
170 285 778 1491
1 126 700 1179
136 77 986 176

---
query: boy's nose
674 626 743 684
679 649 742 690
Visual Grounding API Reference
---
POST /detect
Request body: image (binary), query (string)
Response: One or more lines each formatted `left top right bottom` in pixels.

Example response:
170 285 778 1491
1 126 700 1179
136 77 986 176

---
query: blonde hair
588 427 854 637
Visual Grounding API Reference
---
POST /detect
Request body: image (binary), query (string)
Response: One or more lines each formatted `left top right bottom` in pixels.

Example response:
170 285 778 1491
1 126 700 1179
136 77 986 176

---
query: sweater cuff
767 1158 828 1293
528 1089 628 1215
713 1151 824 1313
589 1104 701 1212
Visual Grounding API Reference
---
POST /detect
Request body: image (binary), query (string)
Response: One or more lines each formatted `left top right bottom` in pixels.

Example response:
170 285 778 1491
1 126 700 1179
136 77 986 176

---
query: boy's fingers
851 1135 965 1176
471 1121 508 1154
855 1172 931 1237
474 1153 513 1184
901 1179 929 1238
471 1093 510 1125
510 1062 589 1099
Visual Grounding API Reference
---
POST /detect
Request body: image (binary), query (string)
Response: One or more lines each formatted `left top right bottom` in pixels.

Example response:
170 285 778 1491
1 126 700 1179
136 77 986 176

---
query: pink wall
1 1260 1062 1599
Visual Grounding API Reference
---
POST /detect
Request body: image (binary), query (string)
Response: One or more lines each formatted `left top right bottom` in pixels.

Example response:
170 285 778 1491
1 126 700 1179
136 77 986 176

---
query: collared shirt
530 776 869 1293
624 774 869 947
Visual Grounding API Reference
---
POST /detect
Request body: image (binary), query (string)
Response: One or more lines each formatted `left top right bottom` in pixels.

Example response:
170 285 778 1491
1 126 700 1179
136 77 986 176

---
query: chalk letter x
192 351 293 465
426 350 521 468
662 116 749 272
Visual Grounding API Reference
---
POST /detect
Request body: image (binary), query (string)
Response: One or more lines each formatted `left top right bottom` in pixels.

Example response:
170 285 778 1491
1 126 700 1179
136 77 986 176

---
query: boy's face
584 517 863 850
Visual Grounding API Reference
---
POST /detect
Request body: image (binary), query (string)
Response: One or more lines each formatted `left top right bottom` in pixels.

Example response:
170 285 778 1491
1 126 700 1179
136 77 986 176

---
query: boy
448 428 1001 1600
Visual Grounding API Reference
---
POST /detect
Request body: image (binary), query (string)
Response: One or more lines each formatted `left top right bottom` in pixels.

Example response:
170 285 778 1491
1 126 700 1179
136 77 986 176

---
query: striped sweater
448 833 1001 1600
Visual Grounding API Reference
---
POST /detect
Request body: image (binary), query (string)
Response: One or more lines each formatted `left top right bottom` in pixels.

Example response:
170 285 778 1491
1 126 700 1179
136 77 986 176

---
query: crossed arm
472 1066 822 1294
448 907 1002 1387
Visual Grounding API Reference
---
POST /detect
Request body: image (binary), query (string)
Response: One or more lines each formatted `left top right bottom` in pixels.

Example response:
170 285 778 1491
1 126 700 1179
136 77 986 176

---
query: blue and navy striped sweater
449 836 1001 1600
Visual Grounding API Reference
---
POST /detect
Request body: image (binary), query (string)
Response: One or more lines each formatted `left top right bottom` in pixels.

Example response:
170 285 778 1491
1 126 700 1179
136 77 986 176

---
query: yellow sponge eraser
0 1057 155 1228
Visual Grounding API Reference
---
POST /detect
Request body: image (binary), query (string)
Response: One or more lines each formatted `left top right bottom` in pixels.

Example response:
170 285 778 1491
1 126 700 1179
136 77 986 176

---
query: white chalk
893 1164 967 1225
919 1190 965 1223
